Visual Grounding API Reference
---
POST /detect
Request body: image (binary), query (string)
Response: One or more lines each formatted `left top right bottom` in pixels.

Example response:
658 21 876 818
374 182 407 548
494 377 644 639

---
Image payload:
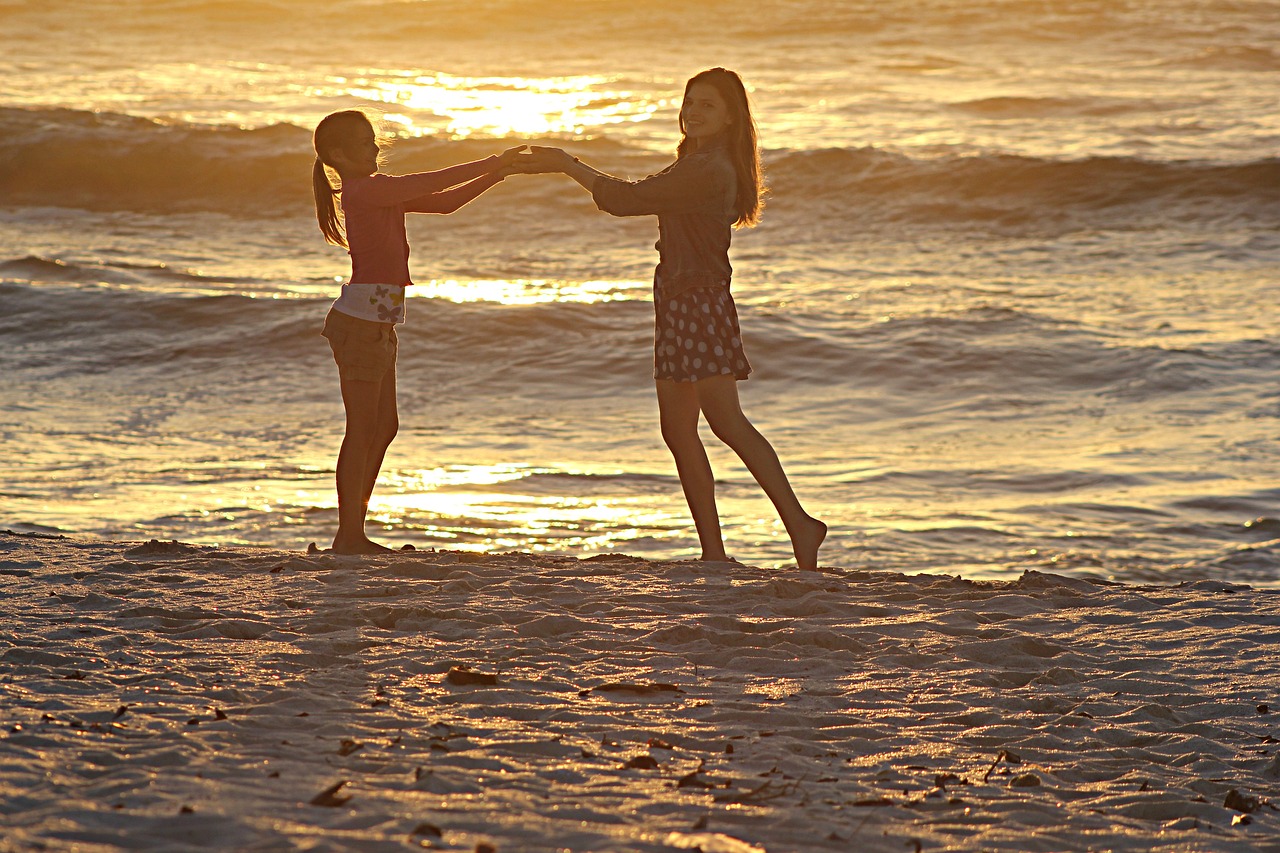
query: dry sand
1 530 1277 852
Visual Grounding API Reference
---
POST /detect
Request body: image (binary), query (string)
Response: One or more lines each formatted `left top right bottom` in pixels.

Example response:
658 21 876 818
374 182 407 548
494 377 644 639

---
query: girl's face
681 81 732 144
337 125 380 175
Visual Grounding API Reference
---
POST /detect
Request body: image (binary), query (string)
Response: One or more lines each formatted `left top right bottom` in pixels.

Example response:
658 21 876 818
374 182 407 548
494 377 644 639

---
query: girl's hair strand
678 67 765 228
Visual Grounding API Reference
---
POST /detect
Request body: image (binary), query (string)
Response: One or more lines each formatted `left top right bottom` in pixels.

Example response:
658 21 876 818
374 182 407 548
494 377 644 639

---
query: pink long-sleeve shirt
340 157 504 286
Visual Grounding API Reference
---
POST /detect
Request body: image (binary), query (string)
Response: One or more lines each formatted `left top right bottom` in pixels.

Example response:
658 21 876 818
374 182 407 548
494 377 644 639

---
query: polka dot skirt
653 284 752 382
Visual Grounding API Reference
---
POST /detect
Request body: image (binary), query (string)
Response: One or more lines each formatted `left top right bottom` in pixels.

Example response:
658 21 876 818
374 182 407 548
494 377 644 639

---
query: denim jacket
590 145 737 298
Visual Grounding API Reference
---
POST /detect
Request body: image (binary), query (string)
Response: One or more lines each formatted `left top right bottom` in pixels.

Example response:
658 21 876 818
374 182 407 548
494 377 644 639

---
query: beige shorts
321 308 397 383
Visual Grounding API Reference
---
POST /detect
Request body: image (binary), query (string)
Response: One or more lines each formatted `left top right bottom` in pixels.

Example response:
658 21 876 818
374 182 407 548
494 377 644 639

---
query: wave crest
1 108 1277 228
767 147 1280 227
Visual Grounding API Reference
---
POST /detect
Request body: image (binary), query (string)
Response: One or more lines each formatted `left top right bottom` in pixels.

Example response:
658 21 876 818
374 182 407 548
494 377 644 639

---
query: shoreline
1 530 1277 851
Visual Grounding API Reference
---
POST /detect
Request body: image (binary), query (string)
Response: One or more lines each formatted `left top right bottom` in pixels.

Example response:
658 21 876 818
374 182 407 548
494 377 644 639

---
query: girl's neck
689 133 726 152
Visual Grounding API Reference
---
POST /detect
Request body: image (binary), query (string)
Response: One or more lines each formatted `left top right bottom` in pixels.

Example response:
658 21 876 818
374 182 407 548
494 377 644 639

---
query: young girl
519 68 826 570
312 109 524 554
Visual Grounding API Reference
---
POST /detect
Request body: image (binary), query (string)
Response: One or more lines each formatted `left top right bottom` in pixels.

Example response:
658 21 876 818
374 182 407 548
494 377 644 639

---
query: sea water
2 0 1278 583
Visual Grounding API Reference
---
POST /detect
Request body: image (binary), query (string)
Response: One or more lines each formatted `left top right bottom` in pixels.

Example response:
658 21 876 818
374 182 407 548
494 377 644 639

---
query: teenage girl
518 68 826 570
312 109 525 554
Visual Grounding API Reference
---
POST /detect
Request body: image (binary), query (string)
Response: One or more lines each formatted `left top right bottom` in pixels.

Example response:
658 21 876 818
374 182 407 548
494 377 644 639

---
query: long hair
676 68 765 228
311 110 375 248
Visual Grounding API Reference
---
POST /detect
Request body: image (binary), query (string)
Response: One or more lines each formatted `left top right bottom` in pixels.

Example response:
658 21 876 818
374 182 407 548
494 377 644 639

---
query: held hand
500 150 551 176
528 145 579 173
497 146 585 177
494 144 529 170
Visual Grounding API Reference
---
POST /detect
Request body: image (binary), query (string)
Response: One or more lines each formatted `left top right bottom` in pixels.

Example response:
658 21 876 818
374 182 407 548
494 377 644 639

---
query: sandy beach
5 1 1279 848
1 530 1277 851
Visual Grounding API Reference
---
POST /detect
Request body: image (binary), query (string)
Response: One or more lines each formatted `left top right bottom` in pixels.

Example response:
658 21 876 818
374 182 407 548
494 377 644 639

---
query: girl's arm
520 146 612 191
521 146 720 217
362 146 527 206
404 171 504 214
543 149 613 192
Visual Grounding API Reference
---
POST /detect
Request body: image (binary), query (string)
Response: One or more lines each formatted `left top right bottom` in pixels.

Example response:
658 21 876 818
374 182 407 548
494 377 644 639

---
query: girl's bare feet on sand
791 515 827 571
308 540 415 555
330 536 392 555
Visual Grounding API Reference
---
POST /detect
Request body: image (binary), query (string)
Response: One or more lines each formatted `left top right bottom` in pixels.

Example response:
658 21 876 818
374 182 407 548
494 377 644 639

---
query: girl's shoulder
676 146 733 174
340 173 407 209
341 173 388 189
338 172 377 197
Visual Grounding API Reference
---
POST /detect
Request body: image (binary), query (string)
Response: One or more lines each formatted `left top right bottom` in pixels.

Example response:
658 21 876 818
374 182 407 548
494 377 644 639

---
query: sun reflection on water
412 278 642 304
341 72 659 138
370 465 679 553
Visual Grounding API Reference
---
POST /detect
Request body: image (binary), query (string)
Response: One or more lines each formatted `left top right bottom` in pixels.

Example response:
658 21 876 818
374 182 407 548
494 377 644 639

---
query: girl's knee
705 411 753 445
660 418 698 452
376 418 399 447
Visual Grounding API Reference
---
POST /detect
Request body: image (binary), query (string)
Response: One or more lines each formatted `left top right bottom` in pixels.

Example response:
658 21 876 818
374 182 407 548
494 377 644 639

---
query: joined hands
493 144 527 177
502 145 577 176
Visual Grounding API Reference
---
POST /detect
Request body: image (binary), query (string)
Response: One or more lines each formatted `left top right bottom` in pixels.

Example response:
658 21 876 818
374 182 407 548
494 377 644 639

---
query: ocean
2 0 1278 584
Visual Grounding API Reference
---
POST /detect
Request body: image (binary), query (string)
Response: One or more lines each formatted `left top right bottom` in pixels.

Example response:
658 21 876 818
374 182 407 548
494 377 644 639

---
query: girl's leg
360 363 399 507
333 367 398 554
695 375 826 570
656 378 728 561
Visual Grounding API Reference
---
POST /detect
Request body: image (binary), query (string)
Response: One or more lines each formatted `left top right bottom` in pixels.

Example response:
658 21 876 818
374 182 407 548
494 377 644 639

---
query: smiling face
680 80 732 146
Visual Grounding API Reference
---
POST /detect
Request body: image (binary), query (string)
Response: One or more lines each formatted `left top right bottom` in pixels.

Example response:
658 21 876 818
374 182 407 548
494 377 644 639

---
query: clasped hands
496 145 579 177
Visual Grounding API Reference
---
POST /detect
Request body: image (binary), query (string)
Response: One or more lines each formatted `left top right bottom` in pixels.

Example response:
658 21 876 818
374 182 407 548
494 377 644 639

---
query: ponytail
312 156 346 248
312 109 376 249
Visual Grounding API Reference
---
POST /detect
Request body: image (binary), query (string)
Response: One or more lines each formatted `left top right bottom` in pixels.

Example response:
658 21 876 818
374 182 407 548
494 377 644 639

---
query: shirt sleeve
351 159 500 207
590 153 726 217
400 173 504 214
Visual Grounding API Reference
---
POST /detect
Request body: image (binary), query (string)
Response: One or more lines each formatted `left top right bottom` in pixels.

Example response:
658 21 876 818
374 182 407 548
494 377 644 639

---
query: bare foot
790 515 827 571
330 536 392 555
